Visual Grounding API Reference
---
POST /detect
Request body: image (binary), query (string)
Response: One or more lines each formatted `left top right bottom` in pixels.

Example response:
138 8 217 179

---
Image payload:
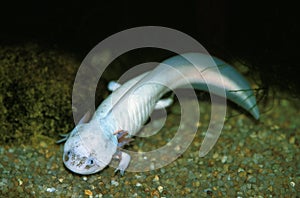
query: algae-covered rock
0 43 78 145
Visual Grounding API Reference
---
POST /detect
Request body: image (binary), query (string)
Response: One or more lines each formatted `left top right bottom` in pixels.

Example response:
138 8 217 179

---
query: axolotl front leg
113 151 131 175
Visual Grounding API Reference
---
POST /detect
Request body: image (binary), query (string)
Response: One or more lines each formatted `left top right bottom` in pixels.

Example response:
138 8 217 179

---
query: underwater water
0 44 299 197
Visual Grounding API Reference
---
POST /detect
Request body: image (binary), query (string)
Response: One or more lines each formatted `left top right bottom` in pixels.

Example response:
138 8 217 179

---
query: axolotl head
63 122 117 175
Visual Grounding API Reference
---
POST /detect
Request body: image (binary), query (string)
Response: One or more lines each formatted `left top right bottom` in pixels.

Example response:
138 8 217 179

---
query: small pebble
39 141 48 148
221 155 228 163
153 175 160 182
268 186 273 192
46 187 56 192
111 180 119 186
157 186 163 193
204 188 213 195
17 178 23 185
84 189 93 196
151 190 160 197
82 176 88 181
135 174 142 179
174 145 181 151
212 153 219 159
290 181 295 187
289 136 295 144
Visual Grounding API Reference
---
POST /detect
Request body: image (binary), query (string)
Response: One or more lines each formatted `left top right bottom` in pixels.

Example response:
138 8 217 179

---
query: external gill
113 130 133 175
115 130 133 147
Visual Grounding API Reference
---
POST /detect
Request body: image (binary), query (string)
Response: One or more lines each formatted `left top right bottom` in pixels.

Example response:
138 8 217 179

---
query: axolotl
59 53 259 175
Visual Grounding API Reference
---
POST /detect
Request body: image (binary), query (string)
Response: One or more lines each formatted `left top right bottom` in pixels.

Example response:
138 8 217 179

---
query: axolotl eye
64 150 72 162
85 157 95 169
87 158 94 165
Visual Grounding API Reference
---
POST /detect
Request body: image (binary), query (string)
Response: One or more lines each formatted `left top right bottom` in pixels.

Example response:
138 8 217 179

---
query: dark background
1 1 299 95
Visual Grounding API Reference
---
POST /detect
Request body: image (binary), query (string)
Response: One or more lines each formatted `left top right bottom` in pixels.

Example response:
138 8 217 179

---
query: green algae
0 43 77 145
0 45 169 146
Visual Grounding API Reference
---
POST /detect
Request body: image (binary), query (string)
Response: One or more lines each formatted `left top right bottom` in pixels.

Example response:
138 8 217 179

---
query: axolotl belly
59 53 259 175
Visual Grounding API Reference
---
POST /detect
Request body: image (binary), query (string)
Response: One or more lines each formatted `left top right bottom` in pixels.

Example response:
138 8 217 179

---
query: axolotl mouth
63 148 104 175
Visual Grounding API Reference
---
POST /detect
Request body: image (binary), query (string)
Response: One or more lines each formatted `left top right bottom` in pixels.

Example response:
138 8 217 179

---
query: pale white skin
61 53 260 175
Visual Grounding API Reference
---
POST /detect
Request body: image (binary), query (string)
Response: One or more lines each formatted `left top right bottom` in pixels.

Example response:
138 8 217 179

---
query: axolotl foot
113 151 131 175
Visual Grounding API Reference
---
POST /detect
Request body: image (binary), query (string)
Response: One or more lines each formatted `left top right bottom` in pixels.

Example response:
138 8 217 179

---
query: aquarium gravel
0 44 299 197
